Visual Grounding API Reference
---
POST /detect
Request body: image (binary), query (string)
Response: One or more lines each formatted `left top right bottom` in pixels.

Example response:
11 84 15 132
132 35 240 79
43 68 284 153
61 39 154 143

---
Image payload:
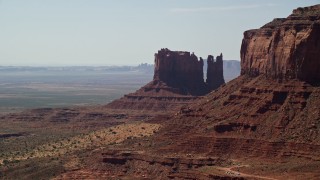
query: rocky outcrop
107 49 225 111
207 53 225 89
154 49 205 95
203 59 240 82
100 150 242 180
241 5 320 83
58 150 241 180
154 48 224 95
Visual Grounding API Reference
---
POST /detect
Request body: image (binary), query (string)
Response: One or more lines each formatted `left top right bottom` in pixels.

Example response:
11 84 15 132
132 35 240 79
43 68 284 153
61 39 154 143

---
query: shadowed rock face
154 49 206 95
241 5 320 83
207 53 225 90
154 48 225 96
107 49 225 111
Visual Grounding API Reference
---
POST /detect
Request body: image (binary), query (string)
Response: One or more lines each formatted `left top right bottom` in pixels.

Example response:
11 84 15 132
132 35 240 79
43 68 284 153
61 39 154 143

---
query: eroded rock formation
107 48 225 111
154 49 204 90
153 48 224 95
154 49 206 95
207 53 225 89
241 5 320 83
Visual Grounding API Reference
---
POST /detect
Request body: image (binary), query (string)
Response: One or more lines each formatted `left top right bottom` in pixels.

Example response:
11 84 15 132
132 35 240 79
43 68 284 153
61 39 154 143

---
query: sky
0 0 319 66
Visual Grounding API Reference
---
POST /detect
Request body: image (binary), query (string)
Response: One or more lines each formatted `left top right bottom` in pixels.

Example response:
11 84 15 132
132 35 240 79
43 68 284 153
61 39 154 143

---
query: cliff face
154 49 206 95
241 5 320 83
154 48 225 95
206 53 225 89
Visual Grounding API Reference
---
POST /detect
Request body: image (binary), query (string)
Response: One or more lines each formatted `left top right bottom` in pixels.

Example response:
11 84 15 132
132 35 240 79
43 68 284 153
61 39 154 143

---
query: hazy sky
0 0 319 66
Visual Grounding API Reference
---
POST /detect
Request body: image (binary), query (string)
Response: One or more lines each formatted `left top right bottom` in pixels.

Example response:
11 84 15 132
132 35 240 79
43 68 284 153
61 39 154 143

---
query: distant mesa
107 48 225 111
241 4 320 83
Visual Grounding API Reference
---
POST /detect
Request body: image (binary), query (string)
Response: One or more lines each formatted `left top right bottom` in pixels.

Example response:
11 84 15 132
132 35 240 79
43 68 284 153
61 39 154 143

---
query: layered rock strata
241 4 320 83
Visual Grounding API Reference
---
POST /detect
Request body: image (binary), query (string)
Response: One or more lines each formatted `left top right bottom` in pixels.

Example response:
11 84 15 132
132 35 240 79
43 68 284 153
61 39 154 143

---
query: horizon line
0 60 240 67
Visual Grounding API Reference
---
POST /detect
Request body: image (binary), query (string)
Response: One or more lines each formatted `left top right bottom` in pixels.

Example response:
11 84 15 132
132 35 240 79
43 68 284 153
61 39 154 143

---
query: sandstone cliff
241 5 320 83
153 48 225 95
153 48 206 95
206 53 225 89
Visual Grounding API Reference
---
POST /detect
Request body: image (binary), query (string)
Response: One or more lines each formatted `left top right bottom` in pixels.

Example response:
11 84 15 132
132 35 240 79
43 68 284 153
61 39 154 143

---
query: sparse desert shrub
3 160 9 165
12 160 20 164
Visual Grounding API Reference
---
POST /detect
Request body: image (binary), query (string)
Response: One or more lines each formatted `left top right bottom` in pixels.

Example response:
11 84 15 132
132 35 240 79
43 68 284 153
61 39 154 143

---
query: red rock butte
241 4 320 83
107 48 225 111
154 48 225 95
